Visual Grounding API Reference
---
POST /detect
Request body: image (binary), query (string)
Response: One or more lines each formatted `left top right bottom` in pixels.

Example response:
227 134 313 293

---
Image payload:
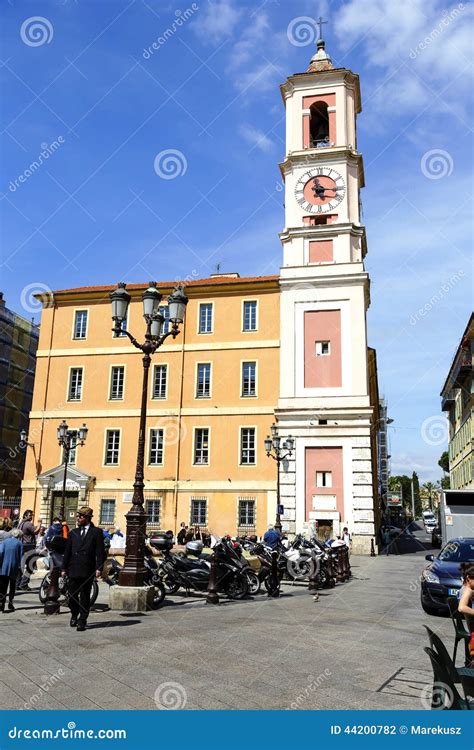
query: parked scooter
153 537 249 599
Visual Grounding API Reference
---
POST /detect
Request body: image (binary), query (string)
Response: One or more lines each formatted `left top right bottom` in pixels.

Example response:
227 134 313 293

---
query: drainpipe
173 304 186 534
32 298 56 520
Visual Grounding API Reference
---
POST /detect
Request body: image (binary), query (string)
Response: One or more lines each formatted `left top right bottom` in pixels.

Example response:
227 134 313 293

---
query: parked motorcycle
39 551 99 606
153 537 249 599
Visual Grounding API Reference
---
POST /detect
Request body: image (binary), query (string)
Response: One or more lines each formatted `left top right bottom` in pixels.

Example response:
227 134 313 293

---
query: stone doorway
52 491 79 528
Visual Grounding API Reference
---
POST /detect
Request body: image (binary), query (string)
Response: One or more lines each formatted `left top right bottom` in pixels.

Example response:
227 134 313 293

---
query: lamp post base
109 584 156 612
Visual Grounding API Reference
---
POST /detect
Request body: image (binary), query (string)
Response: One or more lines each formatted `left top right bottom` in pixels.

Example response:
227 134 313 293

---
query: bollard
206 553 219 605
370 538 376 557
308 552 319 593
335 548 344 582
267 550 280 597
44 567 61 615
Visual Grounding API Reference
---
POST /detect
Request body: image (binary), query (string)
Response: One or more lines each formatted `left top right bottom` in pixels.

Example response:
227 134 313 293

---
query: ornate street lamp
110 281 188 589
44 420 88 615
265 423 294 533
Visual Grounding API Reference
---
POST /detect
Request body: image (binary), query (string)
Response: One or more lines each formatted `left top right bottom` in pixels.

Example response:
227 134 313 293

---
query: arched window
310 102 329 147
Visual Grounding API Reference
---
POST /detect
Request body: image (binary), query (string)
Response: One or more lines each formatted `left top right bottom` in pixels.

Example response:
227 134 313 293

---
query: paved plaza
0 538 455 712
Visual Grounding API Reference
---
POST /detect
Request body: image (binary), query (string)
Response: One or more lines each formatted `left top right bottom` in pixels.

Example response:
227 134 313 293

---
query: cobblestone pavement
0 545 455 711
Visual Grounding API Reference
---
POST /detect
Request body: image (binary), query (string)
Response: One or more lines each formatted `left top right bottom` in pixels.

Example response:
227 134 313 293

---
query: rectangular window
239 498 256 527
152 364 168 400
243 301 257 331
63 431 77 466
100 498 116 525
159 306 170 334
68 368 83 401
149 428 164 466
194 428 209 465
191 497 207 526
146 498 161 525
109 366 125 400
315 340 331 356
316 471 332 488
198 303 213 334
104 430 120 465
73 310 88 340
240 427 256 465
241 361 256 397
113 317 127 337
196 363 211 398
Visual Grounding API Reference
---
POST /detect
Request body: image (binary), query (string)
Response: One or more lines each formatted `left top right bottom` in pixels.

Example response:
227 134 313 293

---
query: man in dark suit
61 506 106 631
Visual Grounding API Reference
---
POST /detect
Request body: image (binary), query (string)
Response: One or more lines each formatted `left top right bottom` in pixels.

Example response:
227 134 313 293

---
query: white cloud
238 123 274 151
192 0 242 43
334 0 472 119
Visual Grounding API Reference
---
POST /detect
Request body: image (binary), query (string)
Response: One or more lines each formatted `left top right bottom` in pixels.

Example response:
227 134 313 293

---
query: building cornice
280 68 361 113
279 222 367 257
36 338 280 358
279 148 365 187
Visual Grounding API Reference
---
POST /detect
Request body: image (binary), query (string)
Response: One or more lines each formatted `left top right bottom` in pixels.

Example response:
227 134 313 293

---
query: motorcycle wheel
159 573 180 595
226 573 249 600
90 579 99 606
151 581 166 608
39 573 50 604
245 570 261 595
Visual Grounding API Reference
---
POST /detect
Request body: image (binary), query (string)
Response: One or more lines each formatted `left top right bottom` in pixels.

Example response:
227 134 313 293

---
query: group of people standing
0 506 106 631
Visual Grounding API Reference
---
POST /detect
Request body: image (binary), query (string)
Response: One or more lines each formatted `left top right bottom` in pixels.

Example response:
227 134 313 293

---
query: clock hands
311 178 344 200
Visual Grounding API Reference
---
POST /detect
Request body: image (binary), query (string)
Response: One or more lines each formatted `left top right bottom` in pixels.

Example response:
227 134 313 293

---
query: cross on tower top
316 16 327 40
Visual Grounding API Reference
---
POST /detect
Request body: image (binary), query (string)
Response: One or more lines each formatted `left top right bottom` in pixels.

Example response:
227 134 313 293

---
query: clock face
294 168 346 213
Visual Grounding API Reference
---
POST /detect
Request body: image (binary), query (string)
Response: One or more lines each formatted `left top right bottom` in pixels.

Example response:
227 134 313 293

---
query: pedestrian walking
0 528 23 612
17 510 42 590
382 526 391 556
341 526 352 553
61 506 106 632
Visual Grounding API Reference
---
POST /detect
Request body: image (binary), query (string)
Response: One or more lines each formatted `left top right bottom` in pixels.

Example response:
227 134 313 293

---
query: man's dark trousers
68 575 94 625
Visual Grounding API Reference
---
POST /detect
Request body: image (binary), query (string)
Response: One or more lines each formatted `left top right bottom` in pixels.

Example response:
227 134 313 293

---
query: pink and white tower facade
276 36 377 554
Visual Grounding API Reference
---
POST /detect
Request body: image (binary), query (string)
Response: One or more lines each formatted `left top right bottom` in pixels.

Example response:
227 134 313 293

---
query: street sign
278 504 284 515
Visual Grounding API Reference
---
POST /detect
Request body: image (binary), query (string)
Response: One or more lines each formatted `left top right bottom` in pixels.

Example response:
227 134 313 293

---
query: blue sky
1 0 472 483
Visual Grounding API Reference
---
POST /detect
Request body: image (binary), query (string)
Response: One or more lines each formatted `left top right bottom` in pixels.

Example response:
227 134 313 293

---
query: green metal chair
424 647 471 710
447 596 471 666
424 625 474 699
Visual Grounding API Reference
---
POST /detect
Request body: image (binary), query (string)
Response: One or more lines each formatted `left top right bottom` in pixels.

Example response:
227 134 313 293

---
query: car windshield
438 541 474 563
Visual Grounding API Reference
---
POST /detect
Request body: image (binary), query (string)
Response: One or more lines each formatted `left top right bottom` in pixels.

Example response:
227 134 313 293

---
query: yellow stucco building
21 274 281 537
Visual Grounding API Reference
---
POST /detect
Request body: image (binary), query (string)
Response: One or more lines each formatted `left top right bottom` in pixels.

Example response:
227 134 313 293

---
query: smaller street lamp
265 423 294 533
44 421 88 616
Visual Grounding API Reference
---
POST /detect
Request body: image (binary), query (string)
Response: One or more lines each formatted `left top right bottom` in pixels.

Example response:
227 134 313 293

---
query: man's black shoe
76 623 86 631
7 603 15 612
70 617 78 627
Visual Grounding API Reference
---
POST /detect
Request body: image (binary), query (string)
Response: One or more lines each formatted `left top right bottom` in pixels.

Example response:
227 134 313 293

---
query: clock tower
276 32 377 554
